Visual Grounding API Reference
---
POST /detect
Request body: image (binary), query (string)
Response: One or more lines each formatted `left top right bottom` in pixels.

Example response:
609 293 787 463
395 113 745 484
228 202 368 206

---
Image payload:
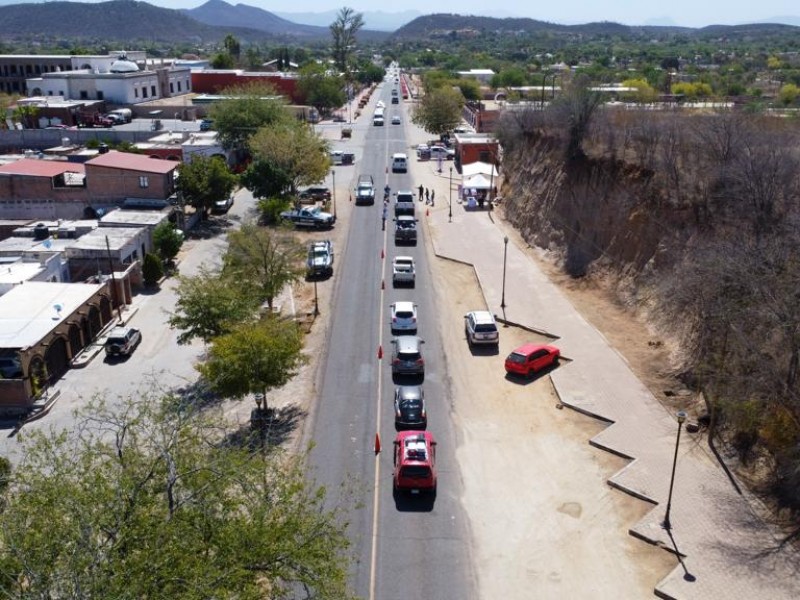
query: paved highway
308 83 475 599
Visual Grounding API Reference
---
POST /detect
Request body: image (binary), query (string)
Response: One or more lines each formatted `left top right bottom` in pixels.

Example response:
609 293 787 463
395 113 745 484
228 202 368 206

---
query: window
169 82 174 94
151 85 156 97
177 81 182 92
478 150 490 163
97 91 103 100
142 87 148 98
139 176 149 188
80 90 88 100
134 88 139 98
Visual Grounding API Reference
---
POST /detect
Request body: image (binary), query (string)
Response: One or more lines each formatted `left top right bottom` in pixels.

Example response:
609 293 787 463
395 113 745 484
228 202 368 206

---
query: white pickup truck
392 256 416 287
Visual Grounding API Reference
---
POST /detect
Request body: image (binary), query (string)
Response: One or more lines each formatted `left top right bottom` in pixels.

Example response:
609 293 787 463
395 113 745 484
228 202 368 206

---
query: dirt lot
429 255 677 599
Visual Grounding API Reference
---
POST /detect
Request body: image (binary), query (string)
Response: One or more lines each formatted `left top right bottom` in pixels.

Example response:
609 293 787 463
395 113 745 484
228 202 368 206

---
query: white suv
464 311 499 346
391 301 418 334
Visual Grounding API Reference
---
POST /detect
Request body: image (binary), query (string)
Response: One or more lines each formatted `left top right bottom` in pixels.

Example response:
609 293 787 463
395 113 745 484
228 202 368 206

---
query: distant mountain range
0 0 797 45
271 9 422 32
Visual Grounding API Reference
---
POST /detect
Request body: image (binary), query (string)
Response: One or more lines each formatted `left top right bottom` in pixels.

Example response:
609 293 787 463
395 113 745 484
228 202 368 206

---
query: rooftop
0 158 85 178
99 209 170 227
0 281 104 350
85 151 178 174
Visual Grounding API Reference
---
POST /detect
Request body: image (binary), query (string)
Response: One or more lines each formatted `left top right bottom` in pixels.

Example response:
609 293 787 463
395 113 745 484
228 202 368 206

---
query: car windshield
507 352 527 364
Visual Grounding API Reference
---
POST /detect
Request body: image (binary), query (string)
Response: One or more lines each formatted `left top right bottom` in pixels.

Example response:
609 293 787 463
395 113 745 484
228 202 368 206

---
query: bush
142 252 164 287
258 197 291 225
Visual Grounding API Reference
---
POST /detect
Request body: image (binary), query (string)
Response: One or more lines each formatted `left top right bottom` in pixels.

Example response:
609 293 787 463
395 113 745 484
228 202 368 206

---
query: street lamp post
501 236 509 310
331 169 337 219
313 280 319 316
448 166 453 222
662 410 688 530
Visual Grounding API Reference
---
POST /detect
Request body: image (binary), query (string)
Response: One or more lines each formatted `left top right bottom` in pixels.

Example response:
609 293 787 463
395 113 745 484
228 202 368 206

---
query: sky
32 1 800 28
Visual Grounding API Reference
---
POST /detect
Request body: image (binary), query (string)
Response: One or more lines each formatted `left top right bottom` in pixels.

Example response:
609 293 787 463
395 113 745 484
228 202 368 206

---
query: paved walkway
413 162 799 598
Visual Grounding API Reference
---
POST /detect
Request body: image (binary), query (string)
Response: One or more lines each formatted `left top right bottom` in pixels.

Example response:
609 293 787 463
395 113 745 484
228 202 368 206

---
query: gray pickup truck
356 174 375 205
392 256 416 286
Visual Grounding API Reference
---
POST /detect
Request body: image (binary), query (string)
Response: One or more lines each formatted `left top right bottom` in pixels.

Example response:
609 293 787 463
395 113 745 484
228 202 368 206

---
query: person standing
418 183 424 200
425 188 430 204
431 190 435 206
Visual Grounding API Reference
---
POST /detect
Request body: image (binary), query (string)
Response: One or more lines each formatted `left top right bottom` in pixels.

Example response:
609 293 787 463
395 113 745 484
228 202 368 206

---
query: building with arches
0 280 115 414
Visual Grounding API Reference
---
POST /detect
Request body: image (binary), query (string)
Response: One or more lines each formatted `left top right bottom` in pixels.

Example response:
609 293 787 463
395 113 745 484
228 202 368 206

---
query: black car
394 385 427 429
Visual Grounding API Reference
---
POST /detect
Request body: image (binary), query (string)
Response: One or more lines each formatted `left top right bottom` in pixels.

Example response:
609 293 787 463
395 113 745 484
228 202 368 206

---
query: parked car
504 343 560 377
394 385 427 429
430 145 455 160
298 186 332 203
394 215 417 244
416 144 431 160
392 256 415 286
280 206 335 229
393 430 437 495
199 118 214 131
464 310 499 346
104 327 142 358
391 301 417 333
392 115 401 124
212 196 234 214
391 335 425 377
306 240 334 278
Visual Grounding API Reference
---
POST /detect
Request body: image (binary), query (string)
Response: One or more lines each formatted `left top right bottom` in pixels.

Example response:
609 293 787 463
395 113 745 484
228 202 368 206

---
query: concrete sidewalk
415 164 798 598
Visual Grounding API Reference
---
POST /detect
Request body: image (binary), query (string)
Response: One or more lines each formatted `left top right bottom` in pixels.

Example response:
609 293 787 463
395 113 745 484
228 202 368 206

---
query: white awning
462 173 493 189
461 161 499 178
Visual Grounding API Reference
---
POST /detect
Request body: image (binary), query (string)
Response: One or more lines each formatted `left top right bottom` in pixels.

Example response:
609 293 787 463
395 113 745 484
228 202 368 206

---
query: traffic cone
374 433 381 454
381 279 385 290
426 208 430 217
377 345 383 359
381 248 385 259
349 194 352 202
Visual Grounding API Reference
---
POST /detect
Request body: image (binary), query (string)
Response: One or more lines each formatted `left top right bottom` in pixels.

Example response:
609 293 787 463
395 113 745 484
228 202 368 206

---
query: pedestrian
425 188 430 204
431 190 435 206
418 184 423 200
382 205 388 230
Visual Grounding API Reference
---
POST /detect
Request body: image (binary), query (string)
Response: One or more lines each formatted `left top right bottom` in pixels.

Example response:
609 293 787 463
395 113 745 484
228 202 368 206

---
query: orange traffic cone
377 345 383 359
349 194 352 202
381 248 385 259
426 208 430 217
374 433 381 454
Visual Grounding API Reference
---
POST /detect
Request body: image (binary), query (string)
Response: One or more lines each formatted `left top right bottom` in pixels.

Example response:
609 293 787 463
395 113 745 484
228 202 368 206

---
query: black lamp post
313 280 319 316
331 169 337 219
501 236 509 310
662 410 688 530
448 166 453 222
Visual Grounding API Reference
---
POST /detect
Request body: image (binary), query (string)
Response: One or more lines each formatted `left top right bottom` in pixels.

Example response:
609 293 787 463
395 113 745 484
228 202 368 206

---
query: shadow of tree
222 404 307 451
167 379 221 412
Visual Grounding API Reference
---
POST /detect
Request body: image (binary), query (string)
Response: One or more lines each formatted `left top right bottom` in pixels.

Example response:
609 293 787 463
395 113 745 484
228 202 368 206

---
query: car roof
395 430 434 460
394 255 414 261
468 310 496 324
393 300 415 311
396 215 415 222
393 335 422 352
109 326 132 334
396 385 423 400
510 343 555 355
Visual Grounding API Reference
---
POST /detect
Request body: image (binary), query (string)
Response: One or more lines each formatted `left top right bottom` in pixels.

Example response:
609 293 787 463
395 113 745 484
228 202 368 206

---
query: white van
391 153 408 173
373 116 384 126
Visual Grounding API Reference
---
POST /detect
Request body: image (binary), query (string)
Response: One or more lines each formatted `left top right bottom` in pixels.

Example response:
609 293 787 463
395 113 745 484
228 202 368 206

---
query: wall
85 165 174 203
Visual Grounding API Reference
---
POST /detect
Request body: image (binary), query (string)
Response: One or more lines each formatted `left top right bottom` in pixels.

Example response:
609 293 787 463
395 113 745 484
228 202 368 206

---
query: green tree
248 120 330 196
223 34 241 62
12 103 38 129
142 252 163 287
152 221 183 264
411 86 465 137
177 155 237 218
456 78 482 101
621 78 657 103
197 317 305 409
0 395 354 599
240 157 293 199
208 84 290 158
330 7 364 72
168 267 258 344
779 83 799 106
224 224 304 310
297 65 346 116
210 52 234 69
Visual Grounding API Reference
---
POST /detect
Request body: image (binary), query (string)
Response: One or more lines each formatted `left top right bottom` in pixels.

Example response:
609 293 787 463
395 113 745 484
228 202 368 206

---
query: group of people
417 184 435 206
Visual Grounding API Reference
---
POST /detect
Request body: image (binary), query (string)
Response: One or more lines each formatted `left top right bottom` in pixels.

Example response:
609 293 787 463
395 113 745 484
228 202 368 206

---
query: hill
0 0 274 44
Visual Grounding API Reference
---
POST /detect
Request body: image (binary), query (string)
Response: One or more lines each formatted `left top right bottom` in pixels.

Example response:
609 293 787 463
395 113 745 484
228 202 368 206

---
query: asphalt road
308 83 475 599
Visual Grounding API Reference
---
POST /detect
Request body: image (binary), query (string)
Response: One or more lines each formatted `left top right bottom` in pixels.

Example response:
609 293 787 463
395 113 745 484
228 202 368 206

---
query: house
190 69 300 103
84 151 178 208
453 133 500 173
0 159 88 220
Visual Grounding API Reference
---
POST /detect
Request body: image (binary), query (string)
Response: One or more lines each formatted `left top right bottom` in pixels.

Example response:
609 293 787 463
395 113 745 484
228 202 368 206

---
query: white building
26 55 192 106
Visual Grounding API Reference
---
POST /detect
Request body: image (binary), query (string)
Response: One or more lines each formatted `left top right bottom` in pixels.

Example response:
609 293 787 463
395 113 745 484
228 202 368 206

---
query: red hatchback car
393 430 437 495
504 343 560 377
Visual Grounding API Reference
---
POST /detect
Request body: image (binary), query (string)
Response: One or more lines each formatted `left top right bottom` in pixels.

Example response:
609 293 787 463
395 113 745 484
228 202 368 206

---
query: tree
12 103 38 129
779 83 799 106
297 64 346 116
0 395 354 599
223 34 241 62
142 252 163 287
455 78 482 101
210 52 234 69
208 84 290 158
177 155 237 218
248 120 330 196
411 86 465 137
240 157 293 199
197 317 305 410
224 224 304 310
152 221 183 264
330 7 364 73
168 267 258 345
621 78 657 103
550 74 602 161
